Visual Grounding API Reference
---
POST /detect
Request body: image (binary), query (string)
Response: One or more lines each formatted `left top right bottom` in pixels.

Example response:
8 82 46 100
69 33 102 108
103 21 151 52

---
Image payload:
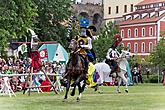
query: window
127 29 131 38
116 6 119 14
134 43 138 53
149 42 153 52
108 7 111 14
131 4 134 12
142 28 145 37
134 28 138 37
124 5 127 13
141 42 145 52
121 29 124 38
127 43 131 50
149 27 153 36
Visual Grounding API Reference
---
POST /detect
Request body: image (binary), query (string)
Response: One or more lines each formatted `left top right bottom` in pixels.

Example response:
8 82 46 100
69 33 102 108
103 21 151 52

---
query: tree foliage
150 38 165 67
0 0 73 57
93 22 119 61
0 0 37 56
33 0 73 46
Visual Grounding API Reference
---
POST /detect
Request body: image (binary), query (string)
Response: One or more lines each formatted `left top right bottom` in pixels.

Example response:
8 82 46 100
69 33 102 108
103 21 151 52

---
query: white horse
94 62 111 85
95 50 132 93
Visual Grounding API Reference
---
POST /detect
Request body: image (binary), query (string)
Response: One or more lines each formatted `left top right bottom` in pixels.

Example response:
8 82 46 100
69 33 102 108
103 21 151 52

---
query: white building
104 0 143 24
75 0 102 5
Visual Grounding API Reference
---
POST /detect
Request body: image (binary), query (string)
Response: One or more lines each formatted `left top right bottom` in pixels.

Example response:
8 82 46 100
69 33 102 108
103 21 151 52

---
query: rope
0 73 61 77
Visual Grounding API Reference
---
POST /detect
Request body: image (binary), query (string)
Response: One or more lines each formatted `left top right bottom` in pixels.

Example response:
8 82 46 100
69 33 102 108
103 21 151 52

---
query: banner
39 49 48 59
17 43 27 54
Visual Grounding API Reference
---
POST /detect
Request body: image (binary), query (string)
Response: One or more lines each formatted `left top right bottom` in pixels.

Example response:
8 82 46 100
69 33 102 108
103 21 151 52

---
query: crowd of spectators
0 57 66 75
0 57 66 92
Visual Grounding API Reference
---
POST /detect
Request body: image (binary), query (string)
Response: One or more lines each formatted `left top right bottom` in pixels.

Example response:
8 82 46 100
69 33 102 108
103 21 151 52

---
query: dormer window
148 13 151 18
155 12 159 17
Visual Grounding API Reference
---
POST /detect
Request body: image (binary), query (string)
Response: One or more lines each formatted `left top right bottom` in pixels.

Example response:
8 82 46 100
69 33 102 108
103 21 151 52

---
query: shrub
143 74 162 83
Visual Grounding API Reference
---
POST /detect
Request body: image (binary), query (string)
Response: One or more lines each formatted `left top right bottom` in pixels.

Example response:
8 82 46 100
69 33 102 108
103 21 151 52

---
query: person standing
162 69 165 85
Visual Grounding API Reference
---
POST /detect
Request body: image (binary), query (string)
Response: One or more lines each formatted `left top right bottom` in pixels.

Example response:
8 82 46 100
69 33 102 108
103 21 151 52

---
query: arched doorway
93 13 102 25
79 12 89 19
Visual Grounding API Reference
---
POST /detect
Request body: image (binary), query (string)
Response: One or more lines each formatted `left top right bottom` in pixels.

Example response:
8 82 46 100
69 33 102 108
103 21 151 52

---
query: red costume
30 51 41 70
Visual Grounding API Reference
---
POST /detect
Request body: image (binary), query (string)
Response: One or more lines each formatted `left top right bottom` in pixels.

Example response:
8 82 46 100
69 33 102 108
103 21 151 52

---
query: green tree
150 38 165 67
0 0 37 57
93 22 119 61
33 0 73 46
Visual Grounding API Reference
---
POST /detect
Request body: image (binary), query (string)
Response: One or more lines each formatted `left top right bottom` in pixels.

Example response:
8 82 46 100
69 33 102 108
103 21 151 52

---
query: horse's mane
67 54 84 71
66 39 85 73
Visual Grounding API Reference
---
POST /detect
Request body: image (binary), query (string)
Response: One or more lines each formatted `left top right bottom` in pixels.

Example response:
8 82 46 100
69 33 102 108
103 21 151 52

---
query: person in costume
73 18 92 78
86 25 97 62
105 34 122 75
28 29 41 72
74 18 98 87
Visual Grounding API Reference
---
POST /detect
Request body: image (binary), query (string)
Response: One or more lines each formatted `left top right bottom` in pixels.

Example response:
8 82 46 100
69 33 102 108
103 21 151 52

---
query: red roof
119 12 165 26
123 8 155 17
136 0 165 6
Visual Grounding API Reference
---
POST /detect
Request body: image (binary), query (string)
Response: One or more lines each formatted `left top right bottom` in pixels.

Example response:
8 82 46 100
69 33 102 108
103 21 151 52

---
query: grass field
0 83 165 110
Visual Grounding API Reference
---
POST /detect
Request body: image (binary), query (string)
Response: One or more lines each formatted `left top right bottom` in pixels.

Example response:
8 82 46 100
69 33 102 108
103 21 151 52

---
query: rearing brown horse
63 39 86 102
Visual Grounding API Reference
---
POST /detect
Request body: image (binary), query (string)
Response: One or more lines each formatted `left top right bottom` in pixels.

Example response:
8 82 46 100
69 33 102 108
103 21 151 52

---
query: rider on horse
71 18 96 78
86 25 97 62
105 34 122 75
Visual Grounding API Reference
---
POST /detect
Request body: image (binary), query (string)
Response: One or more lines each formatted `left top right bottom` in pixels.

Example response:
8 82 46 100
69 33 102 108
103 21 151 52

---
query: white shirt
80 37 92 50
106 48 120 60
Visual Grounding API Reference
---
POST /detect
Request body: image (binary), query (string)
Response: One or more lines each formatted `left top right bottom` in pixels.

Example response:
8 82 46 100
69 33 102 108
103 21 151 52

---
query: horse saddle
66 55 85 71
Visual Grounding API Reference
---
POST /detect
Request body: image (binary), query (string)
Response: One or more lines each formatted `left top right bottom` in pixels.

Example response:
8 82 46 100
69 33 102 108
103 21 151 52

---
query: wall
104 0 143 24
120 24 157 54
81 0 102 5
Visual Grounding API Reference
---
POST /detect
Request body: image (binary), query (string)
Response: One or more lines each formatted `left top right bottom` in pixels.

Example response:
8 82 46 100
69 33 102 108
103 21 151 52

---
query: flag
17 43 27 55
20 44 27 54
39 49 48 59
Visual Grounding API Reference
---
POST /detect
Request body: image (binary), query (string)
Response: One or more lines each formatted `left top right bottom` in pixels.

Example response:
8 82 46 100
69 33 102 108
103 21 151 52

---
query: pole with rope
23 29 59 95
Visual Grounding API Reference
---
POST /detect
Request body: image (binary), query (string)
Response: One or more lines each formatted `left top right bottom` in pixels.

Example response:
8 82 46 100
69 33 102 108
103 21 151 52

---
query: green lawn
0 83 165 110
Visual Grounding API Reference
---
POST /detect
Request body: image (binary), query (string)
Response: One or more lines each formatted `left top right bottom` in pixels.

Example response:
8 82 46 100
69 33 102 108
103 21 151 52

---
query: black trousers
105 59 118 74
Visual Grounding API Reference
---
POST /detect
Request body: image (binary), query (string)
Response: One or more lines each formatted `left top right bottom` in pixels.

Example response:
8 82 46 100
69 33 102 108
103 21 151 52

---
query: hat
87 25 97 32
113 34 122 46
80 18 89 28
86 29 93 38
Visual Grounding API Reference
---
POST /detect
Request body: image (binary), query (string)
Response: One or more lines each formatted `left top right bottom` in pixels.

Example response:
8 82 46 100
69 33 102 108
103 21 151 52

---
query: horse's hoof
63 98 68 102
94 87 98 91
116 90 121 93
76 97 80 102
125 89 128 93
70 92 75 96
98 91 103 94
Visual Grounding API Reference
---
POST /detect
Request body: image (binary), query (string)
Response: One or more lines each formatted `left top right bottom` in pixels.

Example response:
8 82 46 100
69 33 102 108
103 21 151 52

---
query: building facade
75 0 102 5
73 2 103 30
119 0 165 57
104 0 143 24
